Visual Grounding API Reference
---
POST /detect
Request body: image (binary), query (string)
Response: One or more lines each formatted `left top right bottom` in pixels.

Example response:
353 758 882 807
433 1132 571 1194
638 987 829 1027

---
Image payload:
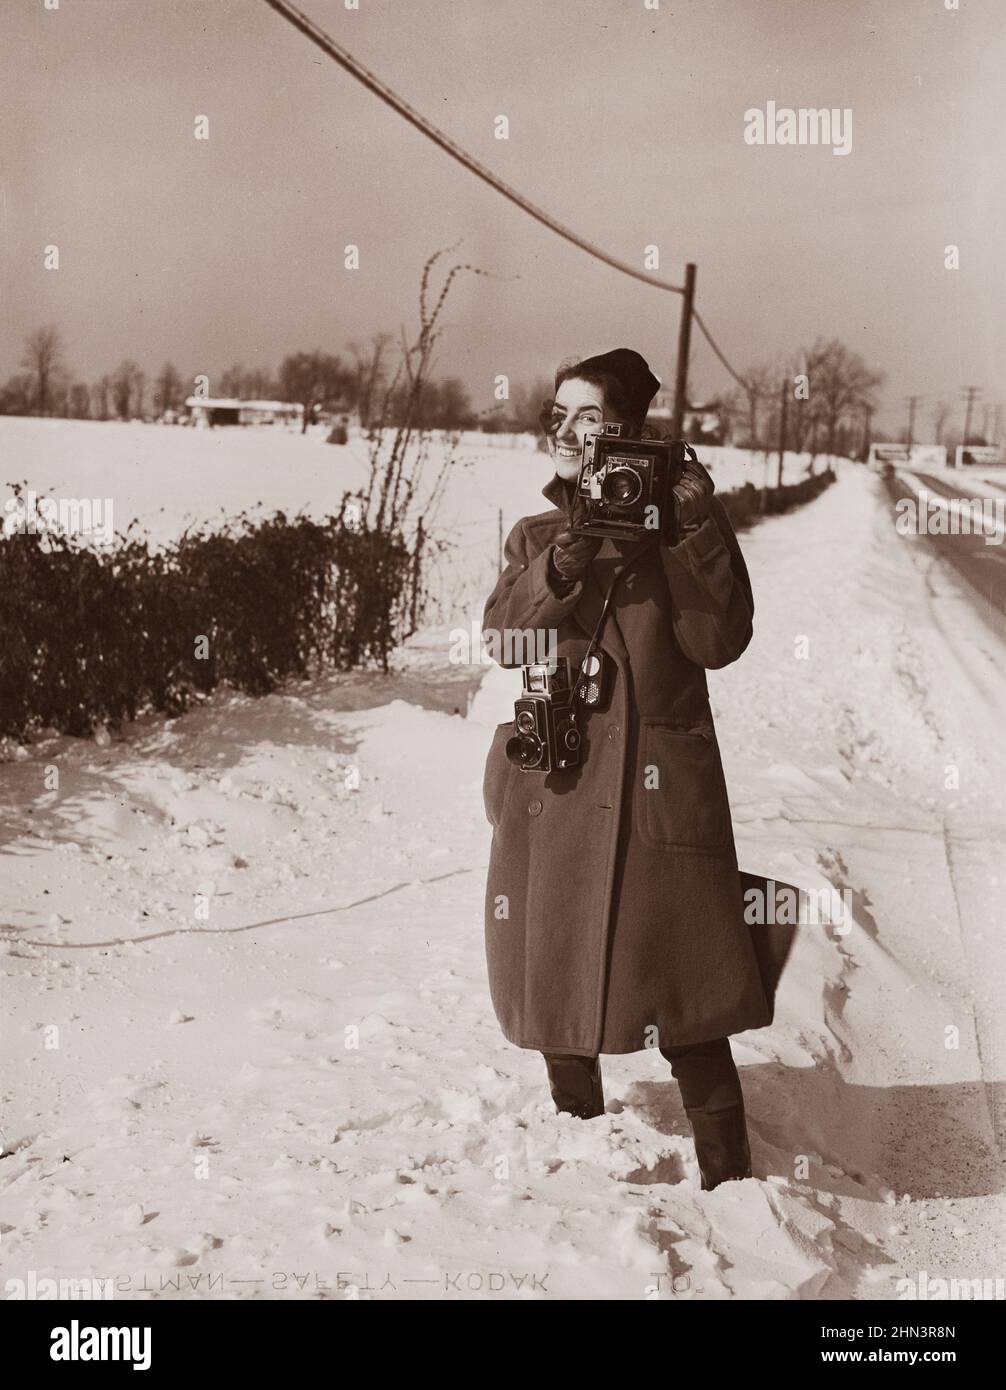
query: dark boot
541 1053 605 1119
659 1037 751 1189
685 1102 753 1191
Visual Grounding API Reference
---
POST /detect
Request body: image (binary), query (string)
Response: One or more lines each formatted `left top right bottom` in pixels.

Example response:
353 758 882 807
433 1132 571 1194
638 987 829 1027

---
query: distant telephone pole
670 263 697 440
904 395 921 450
776 378 788 488
961 385 981 445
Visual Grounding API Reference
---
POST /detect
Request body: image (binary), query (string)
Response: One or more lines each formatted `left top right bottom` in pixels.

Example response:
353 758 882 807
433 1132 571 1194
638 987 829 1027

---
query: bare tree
0 373 35 415
111 360 143 421
802 337 884 458
21 324 66 416
218 363 249 398
362 245 493 539
737 363 776 455
932 401 951 446
68 383 91 418
132 368 147 420
153 362 185 416
509 375 556 437
778 352 816 453
279 350 353 434
348 333 392 431
90 374 113 421
389 374 475 430
244 367 279 400
703 389 741 446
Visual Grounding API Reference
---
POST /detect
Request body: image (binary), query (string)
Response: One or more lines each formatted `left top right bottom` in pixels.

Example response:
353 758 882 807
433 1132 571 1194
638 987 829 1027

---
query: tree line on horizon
0 324 552 436
4 322 986 457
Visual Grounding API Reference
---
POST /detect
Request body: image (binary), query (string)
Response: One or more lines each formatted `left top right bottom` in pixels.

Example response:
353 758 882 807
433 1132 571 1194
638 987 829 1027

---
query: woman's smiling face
546 378 619 480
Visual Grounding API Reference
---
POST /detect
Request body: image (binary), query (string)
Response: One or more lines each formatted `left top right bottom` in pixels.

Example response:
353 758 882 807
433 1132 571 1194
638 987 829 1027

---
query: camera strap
569 535 656 708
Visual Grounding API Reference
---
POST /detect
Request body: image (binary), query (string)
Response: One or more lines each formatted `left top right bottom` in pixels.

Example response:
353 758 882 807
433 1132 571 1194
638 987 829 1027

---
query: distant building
868 442 948 469
184 397 303 428
648 388 722 440
648 387 675 421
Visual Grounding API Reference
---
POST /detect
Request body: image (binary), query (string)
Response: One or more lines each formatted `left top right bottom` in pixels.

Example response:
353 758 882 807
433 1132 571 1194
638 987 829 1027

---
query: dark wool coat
480 472 775 1056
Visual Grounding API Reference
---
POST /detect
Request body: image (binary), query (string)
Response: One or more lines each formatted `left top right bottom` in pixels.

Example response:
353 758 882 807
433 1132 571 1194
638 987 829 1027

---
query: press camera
573 423 688 542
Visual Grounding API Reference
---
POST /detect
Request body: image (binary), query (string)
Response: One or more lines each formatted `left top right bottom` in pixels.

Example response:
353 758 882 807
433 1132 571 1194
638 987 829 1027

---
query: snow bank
2 427 1003 1300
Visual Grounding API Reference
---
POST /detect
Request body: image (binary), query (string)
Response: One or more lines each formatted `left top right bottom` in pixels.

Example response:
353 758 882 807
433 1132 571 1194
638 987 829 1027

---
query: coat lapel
540 472 630 663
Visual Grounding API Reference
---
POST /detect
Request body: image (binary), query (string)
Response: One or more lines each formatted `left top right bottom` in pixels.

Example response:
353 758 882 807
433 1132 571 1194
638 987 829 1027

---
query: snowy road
891 469 1006 644
2 462 1004 1300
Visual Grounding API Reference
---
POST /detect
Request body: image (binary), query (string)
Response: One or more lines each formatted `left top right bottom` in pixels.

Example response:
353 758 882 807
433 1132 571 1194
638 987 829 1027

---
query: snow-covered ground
0 416 829 545
2 422 1004 1300
0 416 835 625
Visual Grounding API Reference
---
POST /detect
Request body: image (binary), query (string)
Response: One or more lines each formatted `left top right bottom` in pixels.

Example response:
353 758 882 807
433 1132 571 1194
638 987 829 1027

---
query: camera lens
506 733 543 769
600 466 642 507
516 710 536 734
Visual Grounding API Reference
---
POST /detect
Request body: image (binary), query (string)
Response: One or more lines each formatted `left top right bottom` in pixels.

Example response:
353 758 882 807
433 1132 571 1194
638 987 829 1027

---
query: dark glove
552 487 602 579
671 449 715 535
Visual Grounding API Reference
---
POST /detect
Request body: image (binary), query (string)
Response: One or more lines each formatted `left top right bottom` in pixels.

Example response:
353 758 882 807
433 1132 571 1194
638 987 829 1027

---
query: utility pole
904 395 921 450
961 385 980 445
670 262 696 441
776 377 788 488
862 405 872 463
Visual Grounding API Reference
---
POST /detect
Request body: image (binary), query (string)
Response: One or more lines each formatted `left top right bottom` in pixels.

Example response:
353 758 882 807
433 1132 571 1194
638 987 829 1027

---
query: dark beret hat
555 347 661 422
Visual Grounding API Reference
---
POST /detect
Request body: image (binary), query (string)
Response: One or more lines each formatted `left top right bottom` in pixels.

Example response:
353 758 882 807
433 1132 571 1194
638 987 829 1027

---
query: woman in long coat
480 347 772 1190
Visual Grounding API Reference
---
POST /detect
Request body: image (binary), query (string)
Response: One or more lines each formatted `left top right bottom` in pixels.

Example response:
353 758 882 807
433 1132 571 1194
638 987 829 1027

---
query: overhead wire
263 0 753 396
263 0 682 294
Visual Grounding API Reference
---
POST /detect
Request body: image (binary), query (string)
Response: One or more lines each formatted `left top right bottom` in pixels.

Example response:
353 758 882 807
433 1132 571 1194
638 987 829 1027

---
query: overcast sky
3 0 1003 435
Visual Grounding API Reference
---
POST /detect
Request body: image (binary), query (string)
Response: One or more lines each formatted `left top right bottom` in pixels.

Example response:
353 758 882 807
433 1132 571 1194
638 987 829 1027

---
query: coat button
607 725 620 742
528 799 543 816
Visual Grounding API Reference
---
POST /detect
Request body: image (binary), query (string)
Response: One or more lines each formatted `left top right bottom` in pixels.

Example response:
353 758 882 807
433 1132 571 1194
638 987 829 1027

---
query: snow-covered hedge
0 498 411 741
720 466 837 532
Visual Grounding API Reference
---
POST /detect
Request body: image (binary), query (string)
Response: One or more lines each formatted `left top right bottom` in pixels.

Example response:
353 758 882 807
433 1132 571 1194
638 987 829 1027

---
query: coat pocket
639 719 732 851
482 721 515 829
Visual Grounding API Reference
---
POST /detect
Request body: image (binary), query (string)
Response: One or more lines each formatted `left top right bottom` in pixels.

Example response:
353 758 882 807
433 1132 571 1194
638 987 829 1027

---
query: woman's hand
552 488 602 578
671 451 715 535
